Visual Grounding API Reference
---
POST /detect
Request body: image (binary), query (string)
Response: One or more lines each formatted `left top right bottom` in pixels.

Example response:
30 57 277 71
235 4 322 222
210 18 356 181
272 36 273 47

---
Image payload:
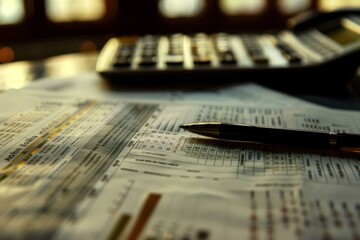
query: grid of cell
183 137 242 166
137 133 178 152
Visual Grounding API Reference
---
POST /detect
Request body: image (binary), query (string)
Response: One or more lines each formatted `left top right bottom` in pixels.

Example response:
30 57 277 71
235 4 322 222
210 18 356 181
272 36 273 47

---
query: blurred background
0 0 360 64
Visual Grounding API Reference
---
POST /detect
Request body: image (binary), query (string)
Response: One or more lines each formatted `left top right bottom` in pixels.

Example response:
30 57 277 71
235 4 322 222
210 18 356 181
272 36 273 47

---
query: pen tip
179 124 190 129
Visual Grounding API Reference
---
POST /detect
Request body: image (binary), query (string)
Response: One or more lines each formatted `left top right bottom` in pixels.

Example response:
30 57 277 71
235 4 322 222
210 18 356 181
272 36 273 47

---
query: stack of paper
0 73 359 240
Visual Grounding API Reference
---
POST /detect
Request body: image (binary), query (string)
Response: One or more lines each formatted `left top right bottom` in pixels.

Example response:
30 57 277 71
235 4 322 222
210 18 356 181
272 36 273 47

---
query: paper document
0 88 359 240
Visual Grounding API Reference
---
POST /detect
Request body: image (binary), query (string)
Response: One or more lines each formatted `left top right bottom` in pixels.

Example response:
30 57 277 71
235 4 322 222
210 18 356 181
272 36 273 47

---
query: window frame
0 0 119 42
0 0 327 44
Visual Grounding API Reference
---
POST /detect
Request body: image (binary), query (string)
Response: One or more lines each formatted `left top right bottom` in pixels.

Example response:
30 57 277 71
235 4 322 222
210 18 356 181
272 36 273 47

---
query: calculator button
248 51 269 64
114 45 135 67
142 48 157 56
193 56 211 65
113 57 131 67
275 41 302 64
191 34 212 65
219 51 237 64
166 55 184 65
276 43 292 52
287 54 302 64
214 34 237 65
118 46 135 57
167 34 184 66
251 55 269 64
139 35 159 67
139 56 157 66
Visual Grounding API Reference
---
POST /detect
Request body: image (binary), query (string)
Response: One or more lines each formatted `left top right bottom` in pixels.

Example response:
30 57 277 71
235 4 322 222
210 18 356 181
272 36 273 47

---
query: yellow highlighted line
1 100 97 179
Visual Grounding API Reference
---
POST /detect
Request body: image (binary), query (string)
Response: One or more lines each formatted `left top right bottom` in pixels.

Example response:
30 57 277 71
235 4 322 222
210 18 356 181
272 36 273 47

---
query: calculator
96 10 360 92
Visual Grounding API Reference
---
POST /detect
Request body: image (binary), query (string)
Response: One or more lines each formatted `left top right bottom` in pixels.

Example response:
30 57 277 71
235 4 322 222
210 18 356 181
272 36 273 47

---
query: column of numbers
138 133 178 152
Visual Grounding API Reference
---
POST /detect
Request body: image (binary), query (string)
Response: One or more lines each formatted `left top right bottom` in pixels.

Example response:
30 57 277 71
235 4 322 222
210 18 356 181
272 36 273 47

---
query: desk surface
0 52 97 92
1 51 360 111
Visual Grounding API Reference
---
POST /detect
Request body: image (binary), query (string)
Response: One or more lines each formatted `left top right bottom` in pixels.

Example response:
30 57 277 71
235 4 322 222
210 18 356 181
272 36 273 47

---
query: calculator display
322 25 360 46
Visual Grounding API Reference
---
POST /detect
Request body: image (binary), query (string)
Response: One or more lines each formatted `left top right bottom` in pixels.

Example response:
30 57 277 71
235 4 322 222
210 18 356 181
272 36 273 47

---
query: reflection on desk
0 52 97 91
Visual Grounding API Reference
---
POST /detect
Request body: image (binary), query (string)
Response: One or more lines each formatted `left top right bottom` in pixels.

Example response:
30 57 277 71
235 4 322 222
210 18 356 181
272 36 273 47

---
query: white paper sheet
0 87 359 240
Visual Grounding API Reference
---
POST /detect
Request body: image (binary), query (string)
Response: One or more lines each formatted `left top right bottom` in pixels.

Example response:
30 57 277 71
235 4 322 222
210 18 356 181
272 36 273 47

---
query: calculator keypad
105 31 337 72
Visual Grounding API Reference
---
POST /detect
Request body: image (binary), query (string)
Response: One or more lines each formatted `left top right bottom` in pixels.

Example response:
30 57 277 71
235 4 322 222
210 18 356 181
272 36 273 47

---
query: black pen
179 122 360 150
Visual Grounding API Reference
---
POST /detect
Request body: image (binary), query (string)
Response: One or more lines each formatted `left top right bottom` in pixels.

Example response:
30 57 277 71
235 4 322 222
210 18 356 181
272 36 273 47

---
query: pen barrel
337 133 360 148
220 124 336 148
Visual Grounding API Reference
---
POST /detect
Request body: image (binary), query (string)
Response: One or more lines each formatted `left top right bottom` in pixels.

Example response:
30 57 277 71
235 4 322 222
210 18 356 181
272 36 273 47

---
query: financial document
0 87 360 240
